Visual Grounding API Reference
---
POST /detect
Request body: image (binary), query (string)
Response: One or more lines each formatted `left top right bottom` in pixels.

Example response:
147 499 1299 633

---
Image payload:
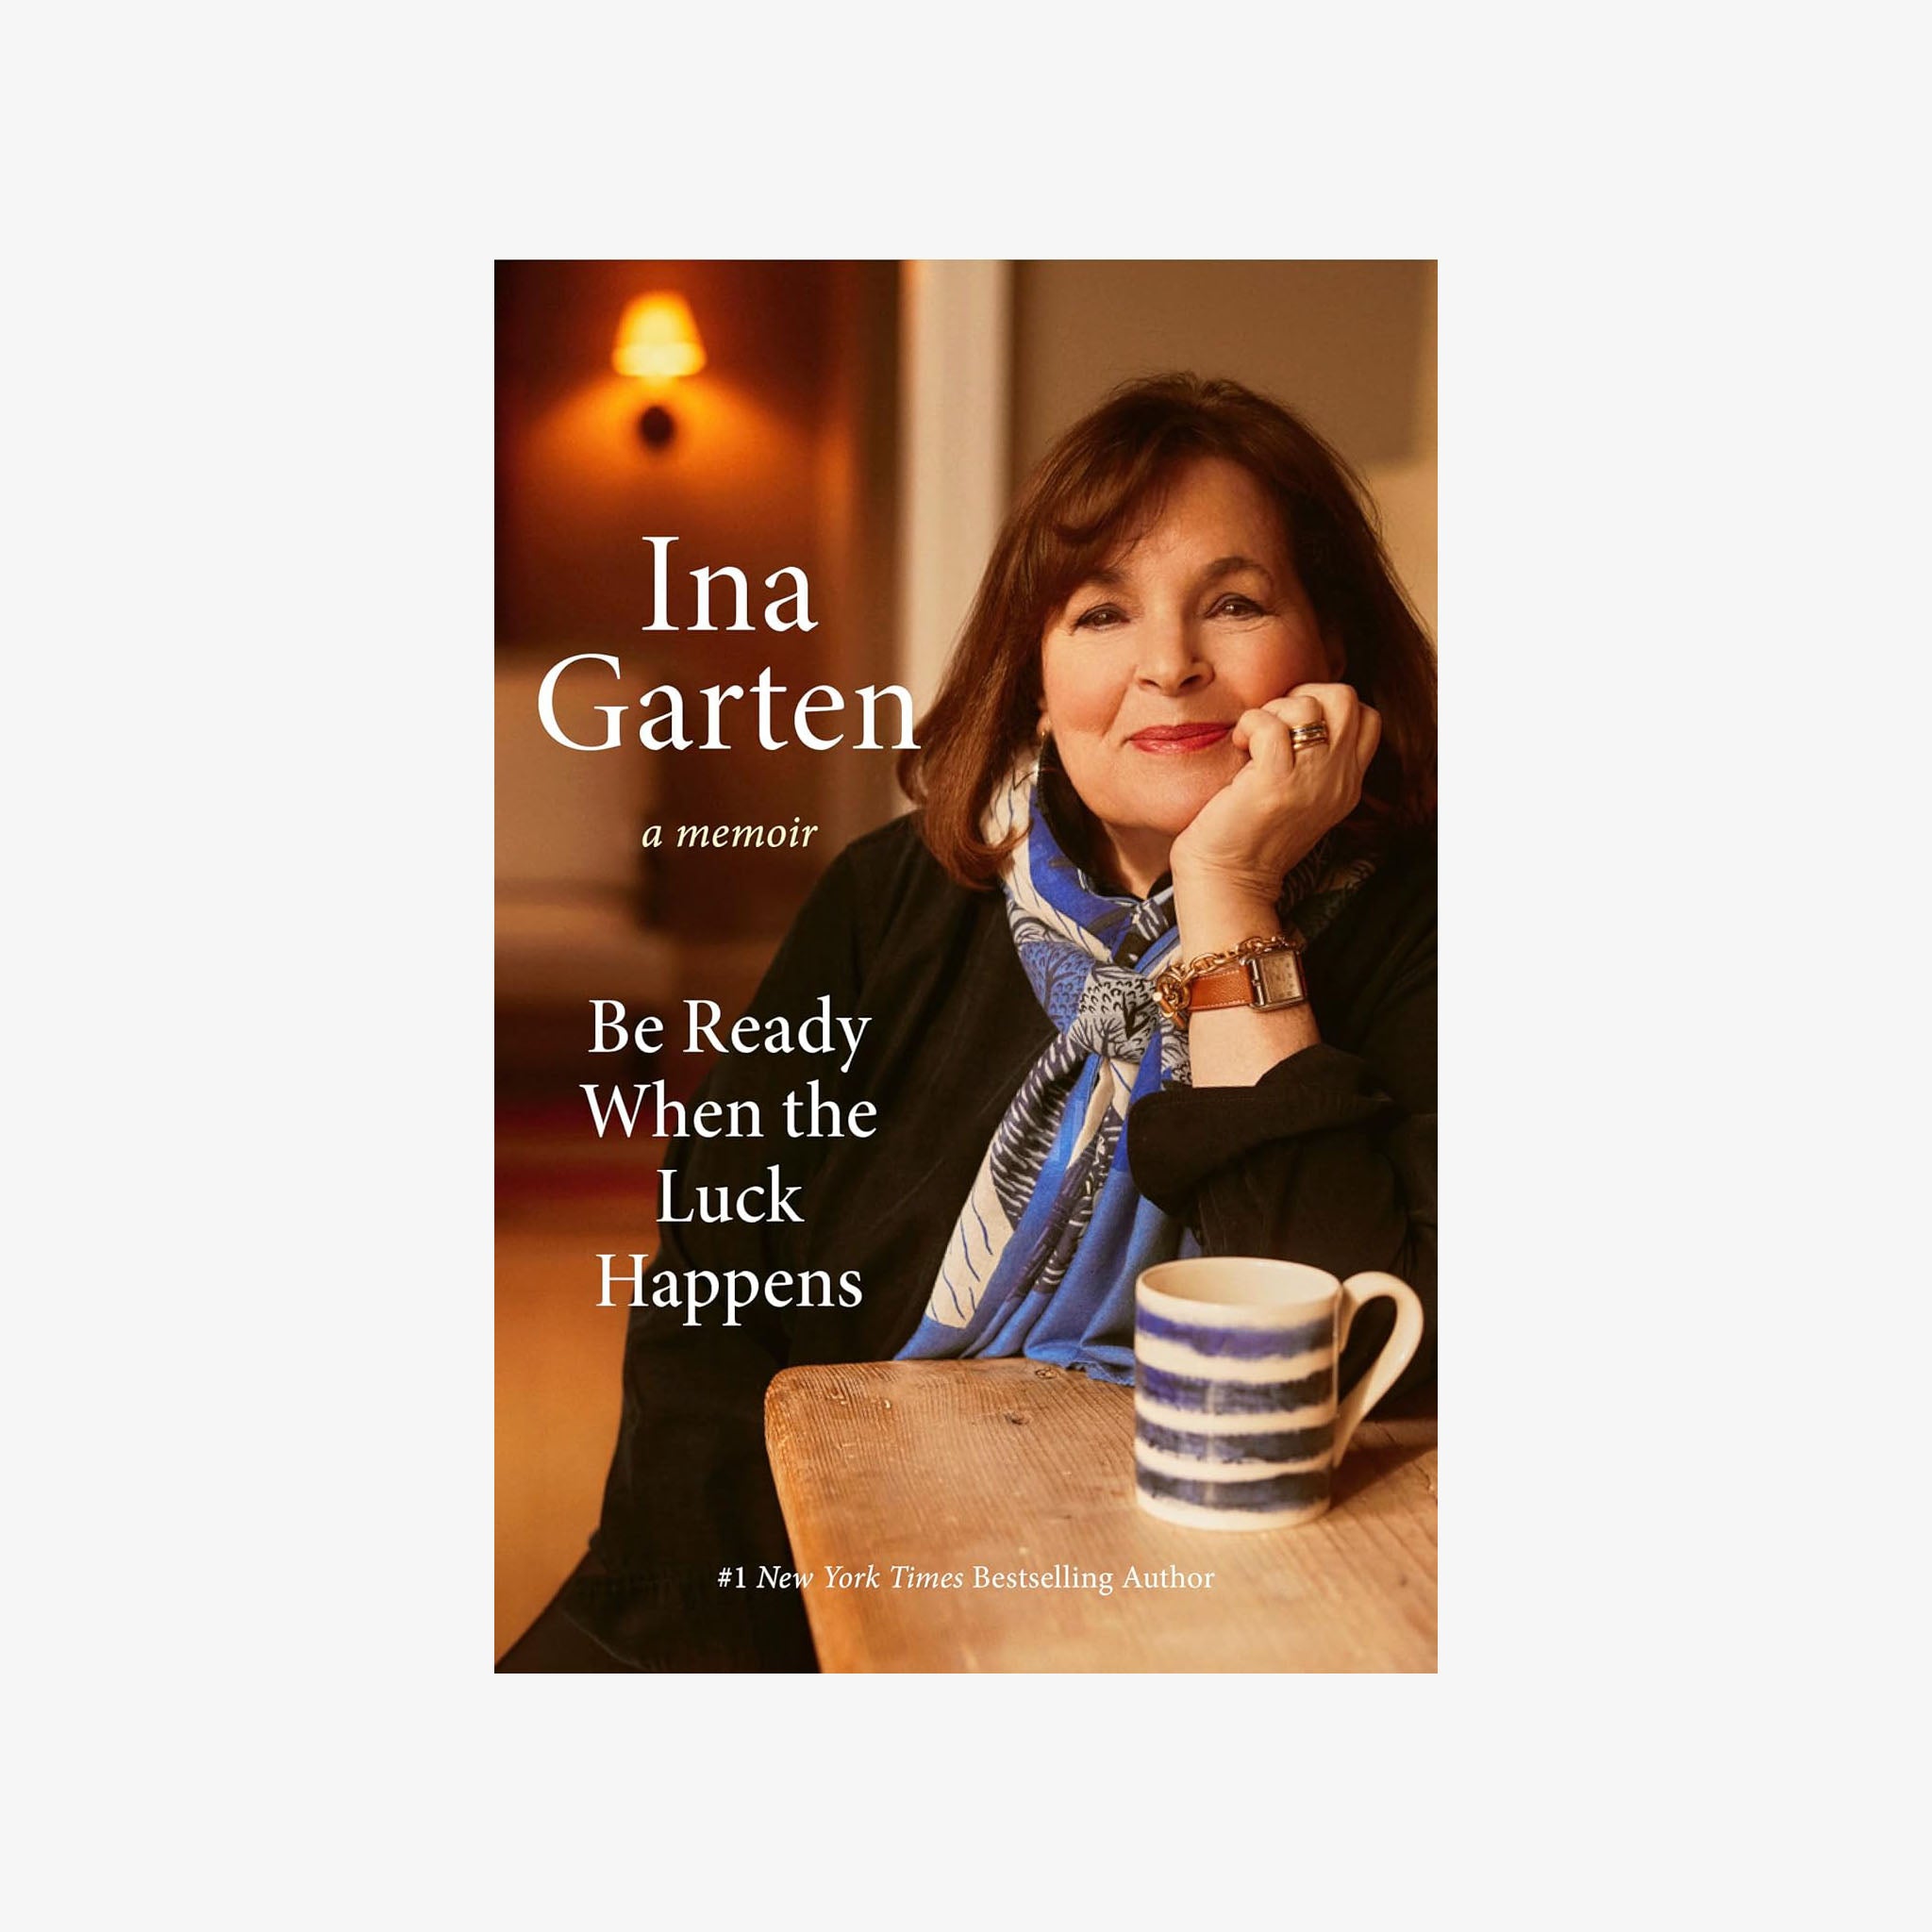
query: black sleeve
1124 865 1437 1409
559 846 872 1673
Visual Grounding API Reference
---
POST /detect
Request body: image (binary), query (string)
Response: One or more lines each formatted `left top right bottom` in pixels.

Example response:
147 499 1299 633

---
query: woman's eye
1071 605 1125 631
1210 594 1265 618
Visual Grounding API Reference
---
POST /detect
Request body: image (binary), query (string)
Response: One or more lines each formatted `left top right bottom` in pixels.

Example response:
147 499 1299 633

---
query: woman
501 374 1436 1673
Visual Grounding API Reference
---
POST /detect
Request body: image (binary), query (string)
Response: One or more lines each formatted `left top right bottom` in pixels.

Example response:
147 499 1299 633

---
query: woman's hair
899 373 1437 890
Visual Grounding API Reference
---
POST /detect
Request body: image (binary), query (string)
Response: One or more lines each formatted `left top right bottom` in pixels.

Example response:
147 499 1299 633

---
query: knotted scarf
894 755 1373 1384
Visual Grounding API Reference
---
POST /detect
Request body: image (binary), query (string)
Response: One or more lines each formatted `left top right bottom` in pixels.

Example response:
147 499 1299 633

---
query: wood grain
764 1359 1436 1673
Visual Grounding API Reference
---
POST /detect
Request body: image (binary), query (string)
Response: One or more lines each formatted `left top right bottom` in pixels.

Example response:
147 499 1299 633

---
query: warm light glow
611 292 707 380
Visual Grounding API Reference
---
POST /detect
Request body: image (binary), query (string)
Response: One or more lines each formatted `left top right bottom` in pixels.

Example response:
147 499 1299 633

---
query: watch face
1252 948 1307 1008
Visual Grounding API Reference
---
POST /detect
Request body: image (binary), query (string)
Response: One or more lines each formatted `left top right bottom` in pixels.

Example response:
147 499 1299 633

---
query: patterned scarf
895 755 1374 1385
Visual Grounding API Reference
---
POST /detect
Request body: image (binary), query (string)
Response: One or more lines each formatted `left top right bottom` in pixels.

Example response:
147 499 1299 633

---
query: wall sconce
611 291 707 449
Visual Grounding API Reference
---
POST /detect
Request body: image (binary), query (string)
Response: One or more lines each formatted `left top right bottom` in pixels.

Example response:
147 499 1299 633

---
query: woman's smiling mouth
1127 723 1232 754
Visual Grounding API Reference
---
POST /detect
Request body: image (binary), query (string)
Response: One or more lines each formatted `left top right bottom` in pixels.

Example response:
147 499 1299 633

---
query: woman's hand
1169 684 1381 908
1168 684 1378 1086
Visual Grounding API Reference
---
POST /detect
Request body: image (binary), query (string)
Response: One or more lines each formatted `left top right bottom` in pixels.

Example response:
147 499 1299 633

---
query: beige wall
1010 261 1436 638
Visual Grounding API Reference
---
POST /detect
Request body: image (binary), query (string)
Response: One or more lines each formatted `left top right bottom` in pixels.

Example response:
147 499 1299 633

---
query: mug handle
1331 1272 1425 1465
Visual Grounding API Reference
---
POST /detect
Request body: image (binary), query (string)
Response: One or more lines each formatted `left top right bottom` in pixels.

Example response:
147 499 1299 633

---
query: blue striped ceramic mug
1134 1257 1424 1531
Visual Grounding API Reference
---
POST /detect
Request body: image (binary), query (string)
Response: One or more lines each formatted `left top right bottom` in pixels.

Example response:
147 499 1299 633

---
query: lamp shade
611 292 707 380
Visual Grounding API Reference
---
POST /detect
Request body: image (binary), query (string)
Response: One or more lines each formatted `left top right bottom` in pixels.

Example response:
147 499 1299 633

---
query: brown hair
899 373 1437 890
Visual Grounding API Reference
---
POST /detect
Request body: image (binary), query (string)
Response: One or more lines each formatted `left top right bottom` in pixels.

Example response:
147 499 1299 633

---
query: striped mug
1134 1257 1424 1530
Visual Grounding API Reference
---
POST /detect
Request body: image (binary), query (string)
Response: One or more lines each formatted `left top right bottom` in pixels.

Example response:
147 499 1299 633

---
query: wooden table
765 1359 1436 1673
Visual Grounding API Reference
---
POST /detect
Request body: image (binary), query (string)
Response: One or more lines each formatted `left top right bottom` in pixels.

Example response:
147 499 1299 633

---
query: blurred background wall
495 259 1437 1658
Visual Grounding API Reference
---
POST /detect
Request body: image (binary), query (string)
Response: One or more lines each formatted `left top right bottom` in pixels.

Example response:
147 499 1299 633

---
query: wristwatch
1153 935 1308 1029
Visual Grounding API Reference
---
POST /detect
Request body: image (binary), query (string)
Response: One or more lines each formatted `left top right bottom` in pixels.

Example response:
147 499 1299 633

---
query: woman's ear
1323 629 1348 680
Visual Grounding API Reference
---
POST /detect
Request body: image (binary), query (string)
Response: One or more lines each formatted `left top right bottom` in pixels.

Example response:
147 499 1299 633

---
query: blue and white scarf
895 758 1373 1385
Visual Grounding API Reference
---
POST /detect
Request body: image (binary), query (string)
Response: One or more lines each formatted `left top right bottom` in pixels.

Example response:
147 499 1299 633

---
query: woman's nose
1135 621 1209 694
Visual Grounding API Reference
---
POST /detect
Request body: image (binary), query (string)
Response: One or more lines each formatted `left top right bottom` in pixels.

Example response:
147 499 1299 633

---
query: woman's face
1038 456 1336 895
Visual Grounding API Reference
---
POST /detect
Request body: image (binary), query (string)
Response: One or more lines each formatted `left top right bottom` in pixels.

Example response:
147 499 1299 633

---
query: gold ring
1289 722 1330 749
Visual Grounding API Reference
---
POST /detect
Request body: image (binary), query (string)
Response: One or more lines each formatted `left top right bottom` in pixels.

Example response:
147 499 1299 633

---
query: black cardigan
557 811 1437 1671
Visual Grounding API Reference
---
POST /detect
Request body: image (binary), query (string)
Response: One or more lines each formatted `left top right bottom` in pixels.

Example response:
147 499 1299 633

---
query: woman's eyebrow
1200 555 1274 586
1068 556 1274 608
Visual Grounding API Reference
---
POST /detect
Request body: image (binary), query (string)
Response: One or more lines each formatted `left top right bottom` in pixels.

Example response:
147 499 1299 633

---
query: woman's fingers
1252 688 1349 777
1234 684 1375 796
1173 685 1376 885
1276 684 1356 747
1261 691 1328 734
1234 706 1294 778
1356 702 1383 774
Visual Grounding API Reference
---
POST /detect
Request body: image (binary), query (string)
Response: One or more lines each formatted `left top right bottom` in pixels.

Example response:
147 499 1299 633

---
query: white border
12 8 1917 1915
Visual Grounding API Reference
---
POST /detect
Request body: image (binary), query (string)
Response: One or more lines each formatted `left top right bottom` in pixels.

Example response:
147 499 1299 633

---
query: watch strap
1154 937 1307 1026
1187 963 1270 1012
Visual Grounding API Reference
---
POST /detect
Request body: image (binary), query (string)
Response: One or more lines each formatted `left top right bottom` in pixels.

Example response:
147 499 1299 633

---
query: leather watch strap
1187 965 1264 1013
1155 938 1308 1026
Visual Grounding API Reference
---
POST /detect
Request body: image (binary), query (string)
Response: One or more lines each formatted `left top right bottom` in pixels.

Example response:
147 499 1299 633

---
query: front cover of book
494 259 1438 1673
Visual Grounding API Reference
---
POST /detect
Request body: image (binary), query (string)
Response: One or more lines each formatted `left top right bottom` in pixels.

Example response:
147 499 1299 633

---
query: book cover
495 258 1438 1672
